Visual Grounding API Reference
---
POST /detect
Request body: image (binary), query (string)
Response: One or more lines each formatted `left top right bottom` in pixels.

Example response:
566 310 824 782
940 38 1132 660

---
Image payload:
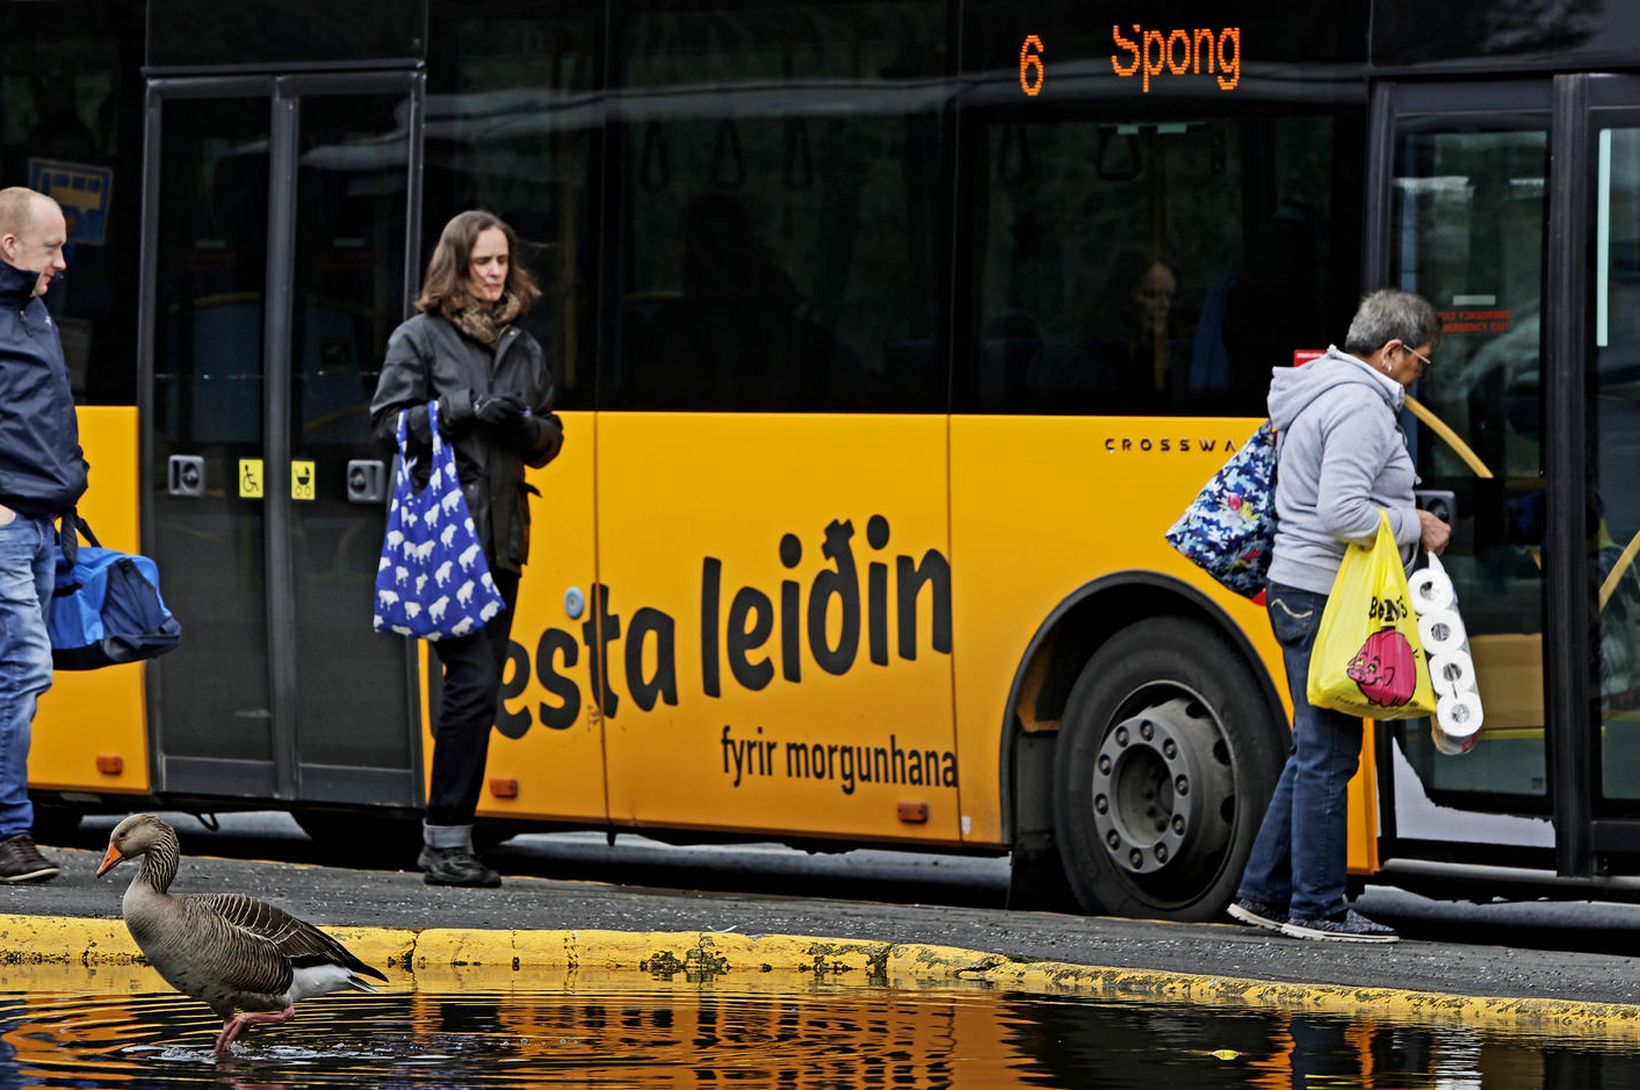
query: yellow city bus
9 0 1640 920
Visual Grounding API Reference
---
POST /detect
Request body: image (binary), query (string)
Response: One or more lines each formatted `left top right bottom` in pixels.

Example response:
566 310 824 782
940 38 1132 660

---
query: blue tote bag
373 401 506 640
1163 421 1277 599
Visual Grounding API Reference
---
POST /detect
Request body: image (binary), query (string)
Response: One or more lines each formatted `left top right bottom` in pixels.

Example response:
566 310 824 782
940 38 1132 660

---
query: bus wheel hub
1090 697 1227 875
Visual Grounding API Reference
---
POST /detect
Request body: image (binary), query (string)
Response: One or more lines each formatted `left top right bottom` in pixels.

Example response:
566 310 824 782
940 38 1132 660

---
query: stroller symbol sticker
291 460 316 501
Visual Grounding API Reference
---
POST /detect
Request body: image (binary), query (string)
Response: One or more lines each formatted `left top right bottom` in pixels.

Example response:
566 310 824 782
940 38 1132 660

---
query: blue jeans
0 513 55 837
1236 582 1363 920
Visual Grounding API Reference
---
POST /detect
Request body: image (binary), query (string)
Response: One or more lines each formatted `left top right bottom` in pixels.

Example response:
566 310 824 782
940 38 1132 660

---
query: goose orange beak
95 845 124 878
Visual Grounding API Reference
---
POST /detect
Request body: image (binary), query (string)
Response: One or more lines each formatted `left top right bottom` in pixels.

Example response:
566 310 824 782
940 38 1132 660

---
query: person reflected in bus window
629 193 857 409
1064 249 1186 411
0 188 83 884
1505 487 1640 704
1228 289 1450 943
369 210 564 888
21 68 101 164
1222 205 1327 381
1192 204 1328 415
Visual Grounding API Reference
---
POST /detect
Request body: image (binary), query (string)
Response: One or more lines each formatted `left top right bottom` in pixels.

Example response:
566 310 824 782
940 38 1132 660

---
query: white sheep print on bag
372 401 507 641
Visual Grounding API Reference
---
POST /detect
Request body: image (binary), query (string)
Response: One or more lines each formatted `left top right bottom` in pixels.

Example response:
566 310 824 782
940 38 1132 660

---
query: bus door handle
346 459 387 504
1415 489 1456 524
167 455 205 498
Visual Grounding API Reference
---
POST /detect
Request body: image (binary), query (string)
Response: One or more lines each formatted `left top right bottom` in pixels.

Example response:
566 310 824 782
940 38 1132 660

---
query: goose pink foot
214 1007 295 1052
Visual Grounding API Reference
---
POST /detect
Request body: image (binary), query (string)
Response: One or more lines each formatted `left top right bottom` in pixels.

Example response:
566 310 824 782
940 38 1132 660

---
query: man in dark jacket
0 187 86 883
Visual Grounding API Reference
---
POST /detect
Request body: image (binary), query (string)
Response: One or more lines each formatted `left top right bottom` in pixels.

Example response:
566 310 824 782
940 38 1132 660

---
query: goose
96 813 388 1053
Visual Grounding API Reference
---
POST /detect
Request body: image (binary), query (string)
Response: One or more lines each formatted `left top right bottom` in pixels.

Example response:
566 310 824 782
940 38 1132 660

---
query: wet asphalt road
7 811 1640 1006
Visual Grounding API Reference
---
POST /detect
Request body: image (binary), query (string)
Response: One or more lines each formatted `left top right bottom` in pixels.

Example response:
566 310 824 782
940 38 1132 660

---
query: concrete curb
6 913 1640 1037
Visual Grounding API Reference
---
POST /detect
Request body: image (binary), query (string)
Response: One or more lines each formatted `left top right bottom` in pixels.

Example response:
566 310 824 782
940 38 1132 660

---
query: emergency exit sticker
1437 308 1512 334
291 460 316 501
238 459 264 499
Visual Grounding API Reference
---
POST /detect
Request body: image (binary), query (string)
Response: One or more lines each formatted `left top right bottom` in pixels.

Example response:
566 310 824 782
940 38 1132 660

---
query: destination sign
1017 25 1243 96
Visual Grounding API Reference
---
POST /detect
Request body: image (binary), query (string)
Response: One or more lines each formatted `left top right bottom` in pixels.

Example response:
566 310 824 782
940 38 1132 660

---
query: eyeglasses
1402 344 1435 370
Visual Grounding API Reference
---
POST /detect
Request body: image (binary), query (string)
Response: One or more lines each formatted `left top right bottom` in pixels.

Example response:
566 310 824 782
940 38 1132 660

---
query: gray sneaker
1227 897 1288 933
1282 909 1398 943
0 834 59 883
418 845 501 888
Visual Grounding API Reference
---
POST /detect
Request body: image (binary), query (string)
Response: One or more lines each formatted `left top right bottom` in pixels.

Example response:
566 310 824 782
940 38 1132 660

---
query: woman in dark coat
370 210 563 887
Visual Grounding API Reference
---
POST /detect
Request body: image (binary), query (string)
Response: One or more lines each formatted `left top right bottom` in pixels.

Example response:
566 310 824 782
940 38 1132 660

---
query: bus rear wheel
1052 617 1283 921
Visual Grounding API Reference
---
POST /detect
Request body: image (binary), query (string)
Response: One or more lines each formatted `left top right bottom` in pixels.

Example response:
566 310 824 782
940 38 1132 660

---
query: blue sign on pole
26 159 114 246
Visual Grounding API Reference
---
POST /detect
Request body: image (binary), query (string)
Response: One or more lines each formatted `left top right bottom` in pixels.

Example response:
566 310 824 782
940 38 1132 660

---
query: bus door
1581 77 1640 871
1373 77 1640 879
138 73 425 807
1372 81 1556 864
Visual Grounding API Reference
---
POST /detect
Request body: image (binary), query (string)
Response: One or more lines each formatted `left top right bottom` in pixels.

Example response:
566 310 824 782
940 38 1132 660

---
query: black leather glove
474 393 526 428
502 409 535 449
428 389 478 437
541 413 565 465
536 411 564 451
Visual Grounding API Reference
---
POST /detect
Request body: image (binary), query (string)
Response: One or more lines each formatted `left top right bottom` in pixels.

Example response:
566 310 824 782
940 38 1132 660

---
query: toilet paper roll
1436 690 1484 738
1409 567 1456 612
1418 609 1467 655
1431 720 1479 756
1428 650 1477 699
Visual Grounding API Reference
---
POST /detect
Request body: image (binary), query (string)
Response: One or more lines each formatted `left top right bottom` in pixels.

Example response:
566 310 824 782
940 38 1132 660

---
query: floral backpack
1164 421 1278 599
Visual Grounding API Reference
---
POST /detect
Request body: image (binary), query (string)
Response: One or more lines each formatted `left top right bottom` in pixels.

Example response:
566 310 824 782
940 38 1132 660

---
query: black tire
1053 616 1285 921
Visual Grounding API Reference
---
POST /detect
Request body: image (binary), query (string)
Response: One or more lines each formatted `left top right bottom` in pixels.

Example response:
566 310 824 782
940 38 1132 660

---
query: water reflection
2 974 1638 1088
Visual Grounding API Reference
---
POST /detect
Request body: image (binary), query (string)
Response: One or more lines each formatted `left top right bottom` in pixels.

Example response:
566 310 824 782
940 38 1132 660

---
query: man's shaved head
0 188 52 237
0 187 68 296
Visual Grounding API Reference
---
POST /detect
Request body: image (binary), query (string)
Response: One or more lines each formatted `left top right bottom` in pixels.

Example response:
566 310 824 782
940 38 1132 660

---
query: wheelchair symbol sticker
238 459 264 499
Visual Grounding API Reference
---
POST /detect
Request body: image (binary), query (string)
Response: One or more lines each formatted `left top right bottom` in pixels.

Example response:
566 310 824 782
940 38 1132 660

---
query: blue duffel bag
48 517 182 670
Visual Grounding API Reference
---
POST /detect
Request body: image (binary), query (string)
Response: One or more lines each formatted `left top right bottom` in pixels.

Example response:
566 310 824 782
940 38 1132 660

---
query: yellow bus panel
1347 722 1381 874
950 415 1379 864
595 414 959 843
32 406 150 795
464 411 608 824
949 416 1287 844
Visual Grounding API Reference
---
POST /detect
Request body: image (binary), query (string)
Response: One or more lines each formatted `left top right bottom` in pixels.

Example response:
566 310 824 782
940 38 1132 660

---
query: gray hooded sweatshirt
1267 345 1421 596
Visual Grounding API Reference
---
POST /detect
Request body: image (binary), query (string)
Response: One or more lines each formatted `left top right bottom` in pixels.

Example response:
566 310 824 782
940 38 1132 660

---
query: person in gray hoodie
1227 289 1451 943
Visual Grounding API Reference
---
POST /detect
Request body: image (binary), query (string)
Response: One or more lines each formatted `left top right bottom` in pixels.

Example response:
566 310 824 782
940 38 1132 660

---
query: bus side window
958 111 1363 418
605 2 953 415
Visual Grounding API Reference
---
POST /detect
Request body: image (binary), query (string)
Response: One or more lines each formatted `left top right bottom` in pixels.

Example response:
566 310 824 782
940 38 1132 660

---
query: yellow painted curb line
4 913 1639 1037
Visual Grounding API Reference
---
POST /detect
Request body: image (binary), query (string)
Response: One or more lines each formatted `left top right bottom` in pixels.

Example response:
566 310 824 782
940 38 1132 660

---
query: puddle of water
2 969 1637 1088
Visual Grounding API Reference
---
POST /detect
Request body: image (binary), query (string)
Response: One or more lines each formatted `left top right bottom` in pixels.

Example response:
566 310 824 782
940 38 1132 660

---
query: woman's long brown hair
415 209 541 316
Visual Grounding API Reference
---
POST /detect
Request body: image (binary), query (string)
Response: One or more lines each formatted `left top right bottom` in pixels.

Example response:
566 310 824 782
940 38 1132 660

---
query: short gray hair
1343 289 1441 356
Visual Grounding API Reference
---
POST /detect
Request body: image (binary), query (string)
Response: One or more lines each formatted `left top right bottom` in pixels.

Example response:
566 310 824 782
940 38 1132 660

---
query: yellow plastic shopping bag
1306 511 1438 720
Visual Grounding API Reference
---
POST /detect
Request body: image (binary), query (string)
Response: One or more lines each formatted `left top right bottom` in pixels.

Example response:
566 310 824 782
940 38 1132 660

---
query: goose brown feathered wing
98 813 388 1052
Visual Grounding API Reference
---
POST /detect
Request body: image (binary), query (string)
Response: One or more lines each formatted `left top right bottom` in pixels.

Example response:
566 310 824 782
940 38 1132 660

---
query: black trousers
425 567 521 828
